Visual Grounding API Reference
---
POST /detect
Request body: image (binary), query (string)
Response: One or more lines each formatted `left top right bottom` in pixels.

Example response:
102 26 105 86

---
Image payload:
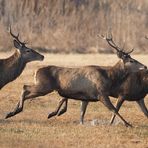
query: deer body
34 65 115 102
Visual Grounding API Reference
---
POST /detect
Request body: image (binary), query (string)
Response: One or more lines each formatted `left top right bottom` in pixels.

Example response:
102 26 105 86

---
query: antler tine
10 26 19 40
98 32 122 52
9 26 26 45
107 33 118 47
106 33 121 52
126 48 134 54
97 34 106 40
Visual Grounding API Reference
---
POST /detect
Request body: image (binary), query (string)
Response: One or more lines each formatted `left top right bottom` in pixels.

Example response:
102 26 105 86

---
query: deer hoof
47 112 56 119
125 122 133 128
5 112 13 119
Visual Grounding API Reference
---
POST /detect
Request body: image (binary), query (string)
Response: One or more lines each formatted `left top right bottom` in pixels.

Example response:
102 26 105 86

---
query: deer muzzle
140 65 147 70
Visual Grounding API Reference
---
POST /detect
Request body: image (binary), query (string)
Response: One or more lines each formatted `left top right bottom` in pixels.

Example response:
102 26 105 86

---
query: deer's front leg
100 95 132 127
80 101 89 124
110 96 124 124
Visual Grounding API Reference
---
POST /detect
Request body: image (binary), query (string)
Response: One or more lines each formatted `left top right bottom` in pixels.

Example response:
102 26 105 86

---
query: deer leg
99 95 132 127
5 84 51 119
110 97 124 124
136 99 148 118
80 101 89 124
48 98 67 119
57 99 68 116
5 87 28 119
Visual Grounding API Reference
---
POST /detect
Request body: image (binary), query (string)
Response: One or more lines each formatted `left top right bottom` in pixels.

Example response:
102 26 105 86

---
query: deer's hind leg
5 83 53 119
57 99 68 116
48 98 67 119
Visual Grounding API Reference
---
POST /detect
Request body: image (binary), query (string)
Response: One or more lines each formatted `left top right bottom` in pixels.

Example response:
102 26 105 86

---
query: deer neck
0 50 26 88
109 60 129 85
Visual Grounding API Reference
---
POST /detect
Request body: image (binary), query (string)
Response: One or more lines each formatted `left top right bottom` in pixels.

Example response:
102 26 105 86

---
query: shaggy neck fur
140 70 148 93
0 50 26 89
108 60 129 87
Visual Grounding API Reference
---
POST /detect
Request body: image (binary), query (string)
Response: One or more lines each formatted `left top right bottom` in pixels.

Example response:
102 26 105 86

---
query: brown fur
79 69 148 125
0 30 44 89
109 70 148 124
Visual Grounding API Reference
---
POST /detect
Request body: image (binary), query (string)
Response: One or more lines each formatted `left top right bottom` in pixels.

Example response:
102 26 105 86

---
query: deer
49 43 148 126
0 27 44 90
109 36 148 124
5 34 147 127
78 36 148 125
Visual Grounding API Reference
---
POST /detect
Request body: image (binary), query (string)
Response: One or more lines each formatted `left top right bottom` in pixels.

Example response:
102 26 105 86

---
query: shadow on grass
0 118 105 126
0 118 50 126
0 118 128 126
0 117 81 126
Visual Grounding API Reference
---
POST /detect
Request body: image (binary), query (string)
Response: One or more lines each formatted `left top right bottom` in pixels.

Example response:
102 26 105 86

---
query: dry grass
0 52 148 148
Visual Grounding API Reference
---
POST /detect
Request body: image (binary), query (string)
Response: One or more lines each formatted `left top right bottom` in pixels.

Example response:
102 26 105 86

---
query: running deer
51 41 148 126
5 34 147 127
109 35 148 124
0 27 44 89
78 36 148 125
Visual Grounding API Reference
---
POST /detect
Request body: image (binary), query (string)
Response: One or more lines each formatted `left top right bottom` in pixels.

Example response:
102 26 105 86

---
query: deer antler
10 26 26 46
98 33 134 54
98 33 122 53
126 48 134 54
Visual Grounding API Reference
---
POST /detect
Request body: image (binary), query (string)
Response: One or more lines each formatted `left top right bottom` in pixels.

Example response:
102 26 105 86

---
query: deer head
10 26 44 63
98 33 147 72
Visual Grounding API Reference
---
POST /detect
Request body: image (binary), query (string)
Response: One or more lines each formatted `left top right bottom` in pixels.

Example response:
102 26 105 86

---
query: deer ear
13 40 21 49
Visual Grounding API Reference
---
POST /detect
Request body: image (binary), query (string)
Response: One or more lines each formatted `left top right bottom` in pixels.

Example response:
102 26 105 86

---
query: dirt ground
0 53 148 148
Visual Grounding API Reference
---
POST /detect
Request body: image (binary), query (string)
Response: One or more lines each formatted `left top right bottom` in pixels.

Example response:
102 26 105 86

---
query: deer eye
26 50 31 53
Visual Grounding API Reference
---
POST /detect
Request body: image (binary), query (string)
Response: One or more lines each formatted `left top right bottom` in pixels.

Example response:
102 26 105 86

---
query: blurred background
0 0 148 53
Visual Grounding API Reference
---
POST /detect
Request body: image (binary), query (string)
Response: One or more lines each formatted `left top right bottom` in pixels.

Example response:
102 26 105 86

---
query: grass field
0 53 148 148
